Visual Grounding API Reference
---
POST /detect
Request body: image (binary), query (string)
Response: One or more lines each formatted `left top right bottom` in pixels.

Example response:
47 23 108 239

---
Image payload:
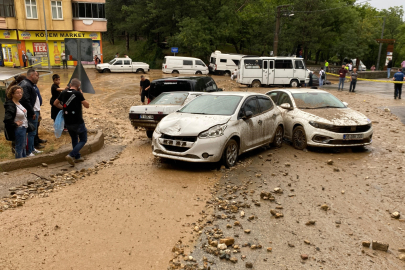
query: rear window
149 81 192 100
149 92 189 105
183 60 193 65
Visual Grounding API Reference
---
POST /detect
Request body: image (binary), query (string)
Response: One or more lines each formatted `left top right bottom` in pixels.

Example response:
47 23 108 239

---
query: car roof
152 76 211 82
269 89 328 94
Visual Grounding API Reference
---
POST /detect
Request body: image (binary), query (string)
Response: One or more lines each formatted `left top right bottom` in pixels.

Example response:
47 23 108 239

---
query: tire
290 80 299 88
146 130 153 138
251 80 261 88
292 126 307 150
221 139 239 168
196 71 202 75
271 125 284 148
223 71 231 76
172 70 179 74
136 69 144 74
103 69 110 73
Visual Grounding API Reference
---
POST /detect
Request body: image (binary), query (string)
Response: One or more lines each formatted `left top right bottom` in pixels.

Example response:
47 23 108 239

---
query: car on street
129 92 204 138
96 58 149 73
162 56 209 75
266 89 373 149
152 92 284 167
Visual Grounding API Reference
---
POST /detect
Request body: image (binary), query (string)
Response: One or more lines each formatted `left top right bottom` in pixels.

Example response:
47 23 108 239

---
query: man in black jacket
19 69 39 156
387 59 393 78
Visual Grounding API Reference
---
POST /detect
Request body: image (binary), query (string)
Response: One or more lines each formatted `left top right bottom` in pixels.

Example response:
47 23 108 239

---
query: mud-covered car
152 92 284 167
129 92 203 138
266 89 373 149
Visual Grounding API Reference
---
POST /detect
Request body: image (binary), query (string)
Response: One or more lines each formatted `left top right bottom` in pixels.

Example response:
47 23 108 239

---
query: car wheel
136 69 144 74
223 71 231 76
292 126 307 150
172 70 179 74
290 80 299 88
103 69 110 73
146 130 153 138
251 80 261 88
222 139 238 168
271 125 284 148
195 71 202 75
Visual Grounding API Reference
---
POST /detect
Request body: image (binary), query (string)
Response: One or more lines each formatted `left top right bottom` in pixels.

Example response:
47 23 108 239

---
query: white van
237 57 309 87
209 50 245 75
162 56 209 75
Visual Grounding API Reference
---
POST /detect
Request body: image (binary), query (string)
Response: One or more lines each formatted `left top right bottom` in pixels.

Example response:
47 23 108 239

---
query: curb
0 129 104 172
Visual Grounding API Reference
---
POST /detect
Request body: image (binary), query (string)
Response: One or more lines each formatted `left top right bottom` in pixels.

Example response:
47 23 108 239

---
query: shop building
0 0 106 67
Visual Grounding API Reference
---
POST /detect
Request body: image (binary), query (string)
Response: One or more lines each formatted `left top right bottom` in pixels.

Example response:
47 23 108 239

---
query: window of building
51 1 63 19
72 2 106 19
25 0 38 19
0 0 15 17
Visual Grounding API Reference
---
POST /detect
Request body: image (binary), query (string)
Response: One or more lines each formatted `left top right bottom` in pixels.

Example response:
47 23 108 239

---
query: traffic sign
171 47 179 54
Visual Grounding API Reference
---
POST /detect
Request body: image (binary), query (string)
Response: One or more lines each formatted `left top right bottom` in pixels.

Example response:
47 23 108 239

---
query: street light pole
376 16 386 71
42 0 51 70
273 5 292 57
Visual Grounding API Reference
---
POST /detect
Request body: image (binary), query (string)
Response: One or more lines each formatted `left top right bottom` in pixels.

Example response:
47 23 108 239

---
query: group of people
3 69 90 167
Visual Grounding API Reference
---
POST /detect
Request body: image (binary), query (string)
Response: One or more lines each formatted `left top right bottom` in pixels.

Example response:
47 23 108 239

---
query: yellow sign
1 30 18 40
18 31 100 41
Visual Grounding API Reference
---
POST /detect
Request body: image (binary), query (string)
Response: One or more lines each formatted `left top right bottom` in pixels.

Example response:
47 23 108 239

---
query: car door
238 96 263 151
123 59 132 72
257 96 277 143
293 59 306 81
110 60 123 72
276 92 295 139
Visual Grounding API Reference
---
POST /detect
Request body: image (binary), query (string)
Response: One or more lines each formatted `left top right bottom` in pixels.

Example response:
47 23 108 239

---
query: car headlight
309 121 335 130
199 124 227 139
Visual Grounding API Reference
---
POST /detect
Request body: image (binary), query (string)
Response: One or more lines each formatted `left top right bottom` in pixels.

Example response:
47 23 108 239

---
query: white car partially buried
129 92 203 138
265 89 373 149
152 92 284 167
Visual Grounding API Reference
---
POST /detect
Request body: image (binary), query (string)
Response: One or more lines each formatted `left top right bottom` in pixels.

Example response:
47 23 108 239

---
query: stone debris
327 159 334 165
391 212 400 219
267 247 272 252
42 163 48 167
320 204 329 211
372 241 389 252
362 241 371 248
219 238 234 246
399 254 405 261
245 262 253 268
301 254 309 260
306 220 316 226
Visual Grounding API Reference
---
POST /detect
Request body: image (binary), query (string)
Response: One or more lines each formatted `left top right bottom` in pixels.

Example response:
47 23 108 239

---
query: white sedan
266 89 373 149
152 92 284 167
129 92 203 138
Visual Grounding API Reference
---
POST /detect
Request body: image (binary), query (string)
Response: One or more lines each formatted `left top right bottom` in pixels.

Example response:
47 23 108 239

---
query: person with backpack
349 68 358 93
319 67 325 88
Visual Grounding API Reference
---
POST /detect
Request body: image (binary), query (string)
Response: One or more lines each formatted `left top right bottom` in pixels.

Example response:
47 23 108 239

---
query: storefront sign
18 31 100 41
1 30 17 40
33 42 48 56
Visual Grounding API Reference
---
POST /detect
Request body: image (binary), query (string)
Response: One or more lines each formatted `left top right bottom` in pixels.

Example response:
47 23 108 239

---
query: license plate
139 114 154 120
343 134 363 140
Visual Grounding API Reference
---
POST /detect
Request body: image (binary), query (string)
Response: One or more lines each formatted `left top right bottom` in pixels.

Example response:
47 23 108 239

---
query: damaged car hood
300 108 370 126
158 112 231 136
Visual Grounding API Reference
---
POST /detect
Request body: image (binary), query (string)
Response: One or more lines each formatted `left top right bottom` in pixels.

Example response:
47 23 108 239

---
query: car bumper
130 120 159 130
152 132 226 162
306 126 373 147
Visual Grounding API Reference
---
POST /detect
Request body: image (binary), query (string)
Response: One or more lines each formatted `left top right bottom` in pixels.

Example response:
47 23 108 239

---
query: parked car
129 92 204 138
147 76 222 101
266 89 373 150
162 56 209 75
96 58 149 73
209 50 245 75
152 92 284 167
310 73 331 86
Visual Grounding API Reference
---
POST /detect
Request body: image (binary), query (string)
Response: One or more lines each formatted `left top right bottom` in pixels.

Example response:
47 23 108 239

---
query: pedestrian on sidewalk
26 50 33 66
393 68 404 99
401 60 405 73
387 59 393 78
319 67 325 87
349 68 358 92
324 60 329 72
22 52 28 68
53 78 90 166
61 50 67 69
338 65 348 91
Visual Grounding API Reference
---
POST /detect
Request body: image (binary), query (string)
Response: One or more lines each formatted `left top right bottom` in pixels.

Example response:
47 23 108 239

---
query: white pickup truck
96 58 150 73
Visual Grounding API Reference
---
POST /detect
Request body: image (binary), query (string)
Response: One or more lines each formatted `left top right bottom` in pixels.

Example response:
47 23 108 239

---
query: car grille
161 134 197 142
154 149 200 159
325 124 371 133
328 137 372 145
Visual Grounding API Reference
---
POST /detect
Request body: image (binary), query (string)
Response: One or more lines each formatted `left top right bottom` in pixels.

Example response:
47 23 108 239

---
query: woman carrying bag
3 86 34 159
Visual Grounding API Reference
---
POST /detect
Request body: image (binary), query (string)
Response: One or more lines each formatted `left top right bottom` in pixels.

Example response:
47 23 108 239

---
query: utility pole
42 0 51 70
376 16 386 71
273 5 293 57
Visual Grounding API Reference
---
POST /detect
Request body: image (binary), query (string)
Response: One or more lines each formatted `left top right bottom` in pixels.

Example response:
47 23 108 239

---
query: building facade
0 0 106 67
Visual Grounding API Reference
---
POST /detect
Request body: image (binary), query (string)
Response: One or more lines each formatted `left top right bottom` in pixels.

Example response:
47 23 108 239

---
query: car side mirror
280 103 293 110
243 111 253 119
342 102 348 107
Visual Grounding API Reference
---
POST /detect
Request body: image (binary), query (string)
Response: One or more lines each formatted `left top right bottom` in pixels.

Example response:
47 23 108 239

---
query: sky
368 0 404 11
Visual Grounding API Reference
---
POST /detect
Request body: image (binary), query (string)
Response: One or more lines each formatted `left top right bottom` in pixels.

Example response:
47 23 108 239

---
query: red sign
33 42 48 56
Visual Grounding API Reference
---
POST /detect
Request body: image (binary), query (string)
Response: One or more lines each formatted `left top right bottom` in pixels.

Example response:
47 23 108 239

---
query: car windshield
109 60 115 65
179 95 242 115
292 93 346 109
149 92 189 105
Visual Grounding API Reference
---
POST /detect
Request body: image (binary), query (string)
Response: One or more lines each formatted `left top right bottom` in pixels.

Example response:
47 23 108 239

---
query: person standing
115 53 119 58
53 79 90 166
349 68 358 93
371 65 376 71
50 74 66 121
61 50 67 69
22 52 28 68
387 59 393 78
338 65 348 91
319 67 325 87
348 62 353 71
33 83 46 150
401 60 405 73
94 55 99 68
19 69 39 157
393 68 405 99
139 75 151 105
26 50 33 66
324 60 329 72
3 86 33 159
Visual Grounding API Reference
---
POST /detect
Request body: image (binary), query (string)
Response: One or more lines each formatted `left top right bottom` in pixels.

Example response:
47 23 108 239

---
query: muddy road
1 69 405 269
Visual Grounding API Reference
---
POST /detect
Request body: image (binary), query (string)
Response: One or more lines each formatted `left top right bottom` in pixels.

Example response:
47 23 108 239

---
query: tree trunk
232 42 240 54
315 50 320 65
356 57 360 70
125 32 130 52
